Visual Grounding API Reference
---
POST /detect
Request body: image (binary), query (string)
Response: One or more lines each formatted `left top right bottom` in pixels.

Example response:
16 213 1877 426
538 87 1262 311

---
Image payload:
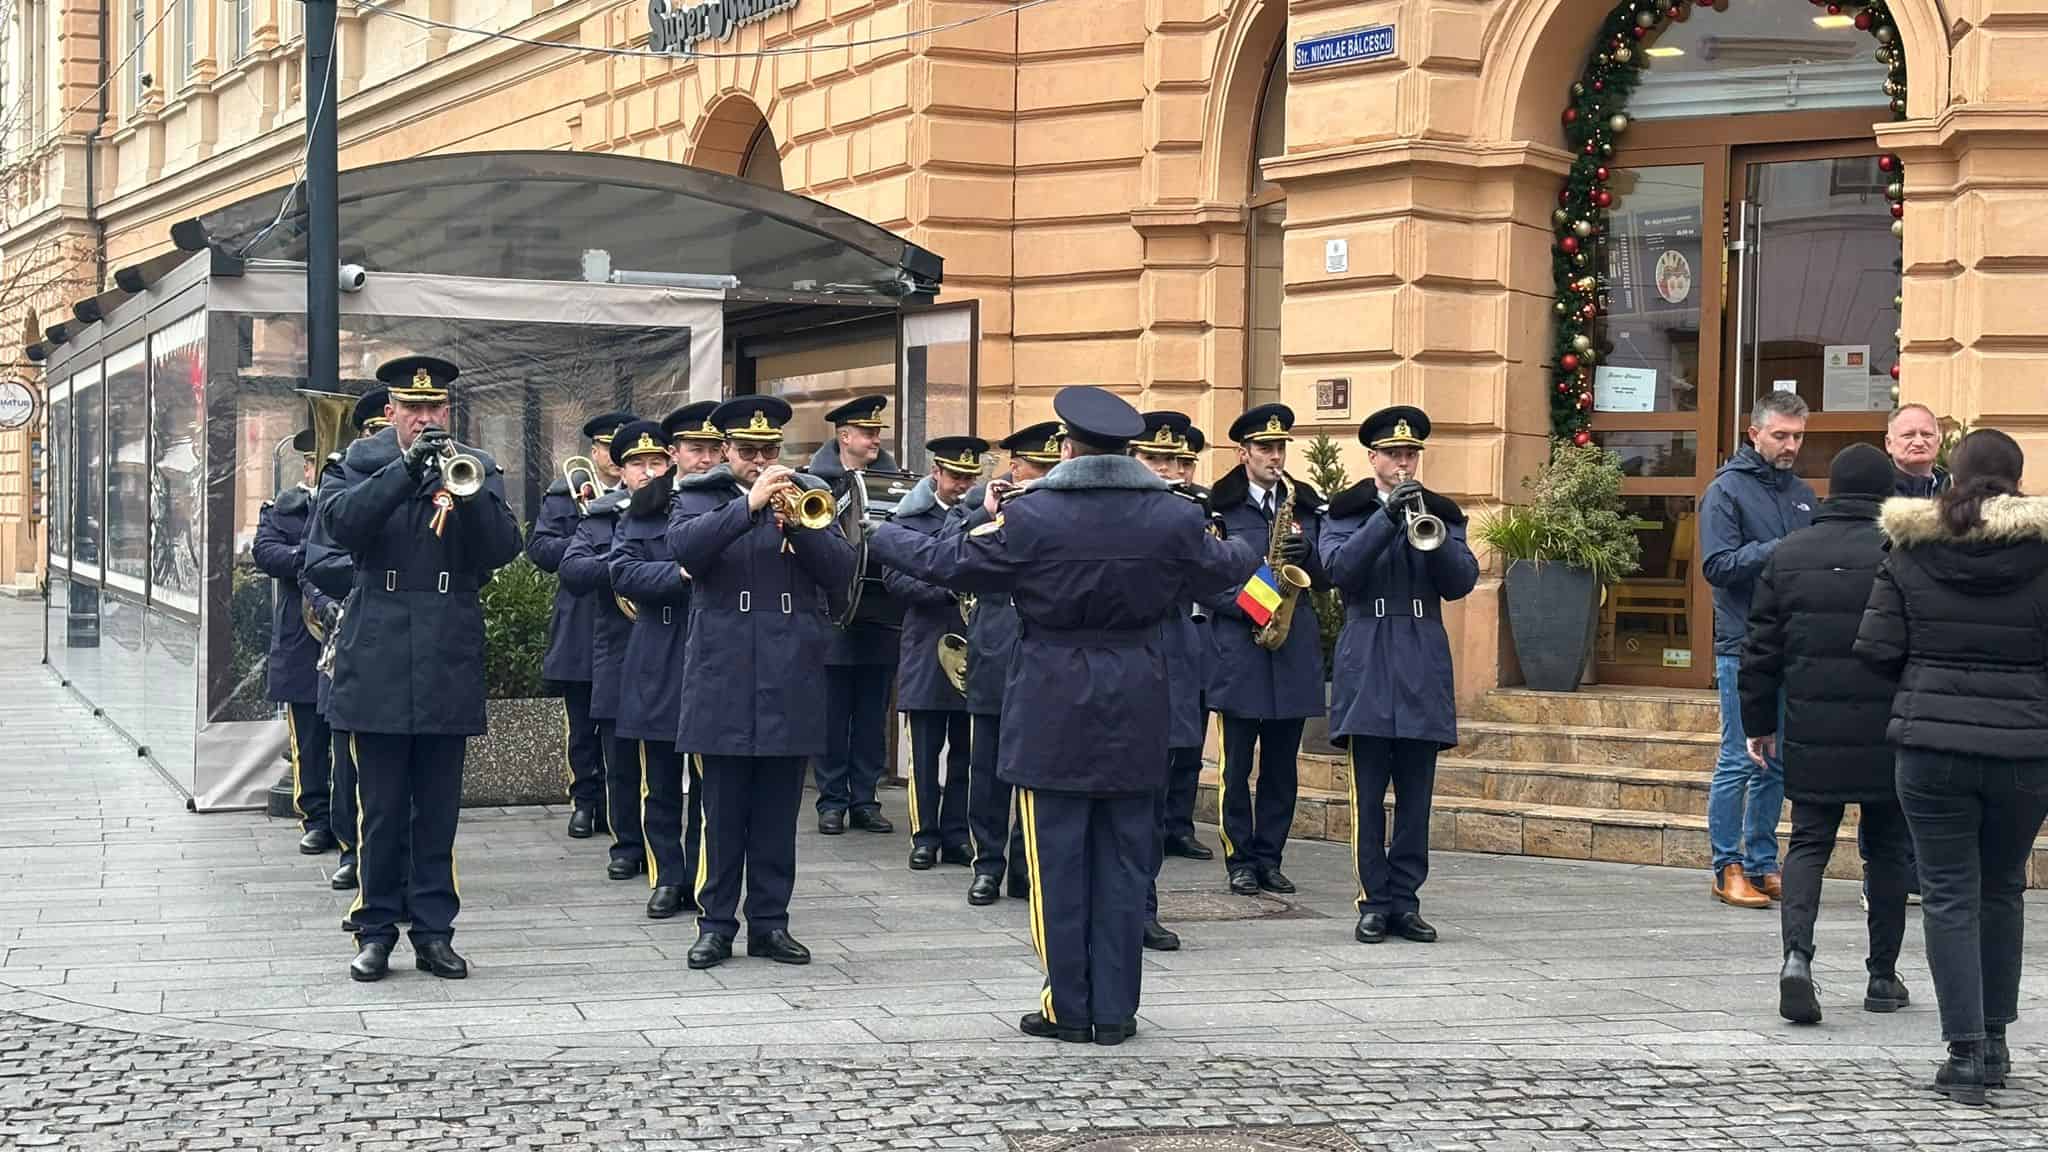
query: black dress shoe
1864 972 1910 1014
349 940 392 982
1391 911 1437 943
1164 836 1214 861
647 886 688 920
567 807 596 839
1936 1041 1989 1106
330 860 358 890
850 808 894 834
1257 868 1296 895
687 932 733 970
747 929 812 965
298 827 336 855
1227 867 1260 896
941 843 974 866
607 857 646 881
1143 919 1181 951
908 844 939 871
968 875 1001 906
818 809 846 836
1019 1012 1092 1043
1780 950 1822 1025
1355 912 1388 944
414 938 469 979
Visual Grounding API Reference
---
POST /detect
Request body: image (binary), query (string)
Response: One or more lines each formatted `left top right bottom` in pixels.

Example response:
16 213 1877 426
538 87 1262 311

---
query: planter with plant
1477 443 1641 693
463 550 570 807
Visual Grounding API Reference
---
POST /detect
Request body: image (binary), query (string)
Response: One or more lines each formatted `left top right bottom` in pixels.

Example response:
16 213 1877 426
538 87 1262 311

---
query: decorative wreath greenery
1549 0 1909 445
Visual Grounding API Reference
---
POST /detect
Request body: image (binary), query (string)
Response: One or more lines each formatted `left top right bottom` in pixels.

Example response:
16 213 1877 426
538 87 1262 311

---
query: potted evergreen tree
1477 443 1640 692
463 550 570 806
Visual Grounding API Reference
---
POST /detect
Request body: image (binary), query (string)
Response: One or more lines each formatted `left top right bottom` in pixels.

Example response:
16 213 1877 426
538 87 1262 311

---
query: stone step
1472 686 1721 735
1456 720 1718 771
1190 782 2048 889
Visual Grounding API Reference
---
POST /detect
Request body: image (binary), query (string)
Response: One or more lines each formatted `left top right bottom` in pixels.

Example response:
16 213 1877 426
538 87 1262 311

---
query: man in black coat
529 411 635 839
255 429 333 856
886 435 988 871
320 356 524 982
870 386 1257 1045
808 395 901 836
1740 443 1913 1025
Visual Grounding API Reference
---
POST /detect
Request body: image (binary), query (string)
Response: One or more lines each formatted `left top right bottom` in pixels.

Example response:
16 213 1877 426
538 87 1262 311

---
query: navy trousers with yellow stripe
604 726 645 871
694 755 804 939
907 711 971 851
287 703 333 836
1218 716 1304 873
347 733 463 947
639 741 701 892
1020 788 1152 1029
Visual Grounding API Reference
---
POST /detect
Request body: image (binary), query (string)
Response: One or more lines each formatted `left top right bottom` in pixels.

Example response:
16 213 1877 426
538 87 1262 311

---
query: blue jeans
1710 654 1784 876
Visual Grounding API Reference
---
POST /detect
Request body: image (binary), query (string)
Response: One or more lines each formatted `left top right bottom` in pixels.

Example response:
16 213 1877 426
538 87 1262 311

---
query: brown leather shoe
1713 864 1771 909
1758 872 1783 901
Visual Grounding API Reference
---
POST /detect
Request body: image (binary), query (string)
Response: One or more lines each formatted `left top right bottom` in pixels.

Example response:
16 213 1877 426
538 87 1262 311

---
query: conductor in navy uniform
870 386 1257 1045
530 411 635 839
886 435 988 871
668 396 856 970
1320 406 1478 945
807 395 900 836
255 428 334 856
320 356 524 982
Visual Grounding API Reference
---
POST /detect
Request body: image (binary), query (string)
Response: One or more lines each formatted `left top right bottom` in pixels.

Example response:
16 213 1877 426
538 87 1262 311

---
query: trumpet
1396 468 1445 552
563 455 600 513
771 485 836 530
425 429 483 498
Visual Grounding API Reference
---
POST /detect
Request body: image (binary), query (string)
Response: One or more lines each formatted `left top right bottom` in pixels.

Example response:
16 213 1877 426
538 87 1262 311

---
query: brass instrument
938 593 973 695
436 437 485 498
293 388 356 669
1395 467 1446 552
563 455 600 513
1251 473 1313 651
316 600 345 676
615 595 640 622
771 485 837 530
303 598 325 643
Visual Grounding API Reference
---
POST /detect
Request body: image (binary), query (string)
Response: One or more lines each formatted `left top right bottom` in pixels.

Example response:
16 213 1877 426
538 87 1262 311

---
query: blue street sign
1292 24 1397 73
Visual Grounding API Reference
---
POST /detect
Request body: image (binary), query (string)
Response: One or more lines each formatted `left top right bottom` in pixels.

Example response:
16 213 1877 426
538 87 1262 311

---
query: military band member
871 386 1257 1045
561 422 648 883
255 429 334 856
1176 425 1206 483
886 436 987 870
807 395 900 836
668 396 855 970
320 356 523 982
1206 404 1324 897
530 411 634 839
1165 422 1216 860
947 422 1063 905
1321 406 1478 945
303 389 390 893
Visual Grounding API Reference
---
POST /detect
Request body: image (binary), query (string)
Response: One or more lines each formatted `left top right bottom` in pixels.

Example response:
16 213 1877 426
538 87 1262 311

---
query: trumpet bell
937 633 970 695
1406 510 1447 552
441 449 485 498
1274 563 1313 592
776 486 837 530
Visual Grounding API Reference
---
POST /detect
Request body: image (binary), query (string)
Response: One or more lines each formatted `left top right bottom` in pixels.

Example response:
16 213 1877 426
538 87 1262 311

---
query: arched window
1245 47 1285 410
741 121 782 190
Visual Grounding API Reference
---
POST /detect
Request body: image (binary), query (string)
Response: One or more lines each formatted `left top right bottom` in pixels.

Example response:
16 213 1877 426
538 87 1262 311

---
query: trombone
1395 467 1445 552
563 455 600 514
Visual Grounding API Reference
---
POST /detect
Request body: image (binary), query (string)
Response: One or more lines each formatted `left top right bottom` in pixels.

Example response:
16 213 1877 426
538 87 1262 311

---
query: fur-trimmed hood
1210 464 1322 513
1880 494 2048 547
1033 453 1169 492
1327 478 1466 524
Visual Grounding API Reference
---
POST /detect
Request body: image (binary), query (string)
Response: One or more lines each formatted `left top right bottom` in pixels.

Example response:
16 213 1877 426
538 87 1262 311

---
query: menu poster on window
1637 207 1701 315
1822 344 1874 411
1604 211 1639 317
1593 365 1657 413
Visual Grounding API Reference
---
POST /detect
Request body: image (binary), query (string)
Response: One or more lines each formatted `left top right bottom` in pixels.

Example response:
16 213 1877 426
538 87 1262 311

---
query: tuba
563 456 600 514
1396 467 1445 552
937 593 973 695
1252 473 1313 651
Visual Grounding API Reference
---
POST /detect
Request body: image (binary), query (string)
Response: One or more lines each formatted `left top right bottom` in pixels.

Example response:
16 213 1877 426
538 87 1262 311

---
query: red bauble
1669 4 1688 20
1826 2 1840 12
1561 236 1580 254
1878 154 1897 172
1891 202 1904 218
1593 79 1605 92
1563 107 1579 124
1581 303 1598 320
1631 25 1646 38
1594 189 1614 208
1595 165 1611 182
1561 353 1581 371
1573 430 1593 447
1891 363 1902 379
1559 187 1571 206
1558 380 1573 394
1584 141 1598 155
1578 392 1595 409
1854 9 1872 28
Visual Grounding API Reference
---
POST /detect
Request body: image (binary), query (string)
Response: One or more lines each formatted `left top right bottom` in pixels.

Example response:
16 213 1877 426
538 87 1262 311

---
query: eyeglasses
730 442 782 462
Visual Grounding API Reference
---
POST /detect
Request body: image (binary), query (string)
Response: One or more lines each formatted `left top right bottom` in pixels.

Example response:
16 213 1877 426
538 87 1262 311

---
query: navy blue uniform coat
869 453 1258 796
609 475 692 744
529 480 599 684
254 487 321 704
317 428 523 736
949 482 1019 717
806 441 900 666
1319 481 1480 749
666 466 857 757
884 475 970 713
561 498 632 722
1203 466 1327 720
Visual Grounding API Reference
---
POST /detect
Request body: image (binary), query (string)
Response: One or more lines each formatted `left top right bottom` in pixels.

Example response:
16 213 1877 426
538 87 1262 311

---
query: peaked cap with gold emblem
711 395 793 443
664 400 724 444
377 355 459 404
998 421 1064 465
926 435 990 477
1135 410 1192 457
611 419 669 462
1228 403 1295 445
1359 405 1430 451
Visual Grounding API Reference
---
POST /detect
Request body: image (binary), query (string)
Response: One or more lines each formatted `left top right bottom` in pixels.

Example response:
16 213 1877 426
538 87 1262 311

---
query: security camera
337 264 366 293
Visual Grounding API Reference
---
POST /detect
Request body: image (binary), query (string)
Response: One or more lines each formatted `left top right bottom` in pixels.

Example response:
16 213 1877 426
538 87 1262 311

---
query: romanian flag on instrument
1236 564 1284 627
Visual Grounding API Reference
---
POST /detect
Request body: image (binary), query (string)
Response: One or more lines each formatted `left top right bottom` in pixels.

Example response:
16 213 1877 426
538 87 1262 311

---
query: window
128 0 145 106
234 0 251 60
149 312 204 610
1 14 13 163
25 0 45 146
179 0 194 81
71 363 104 579
104 341 150 591
46 380 70 566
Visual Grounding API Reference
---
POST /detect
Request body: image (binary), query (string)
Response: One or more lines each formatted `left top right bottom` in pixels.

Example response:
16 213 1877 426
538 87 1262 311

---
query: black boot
647 886 688 920
413 938 469 980
1987 1025 2010 1089
967 875 1001 906
348 940 392 982
687 932 733 970
818 809 846 836
1142 919 1180 951
567 807 596 839
329 860 358 890
1935 1040 1988 1106
298 827 336 855
1864 972 1910 1014
1779 950 1822 1025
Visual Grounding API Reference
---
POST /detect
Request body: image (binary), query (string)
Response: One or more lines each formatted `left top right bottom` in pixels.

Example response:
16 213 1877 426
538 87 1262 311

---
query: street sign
1292 24 1396 73
0 379 35 430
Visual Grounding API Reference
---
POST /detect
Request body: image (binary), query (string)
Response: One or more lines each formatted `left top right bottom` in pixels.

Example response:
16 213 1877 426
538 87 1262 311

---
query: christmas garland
1550 0 1909 445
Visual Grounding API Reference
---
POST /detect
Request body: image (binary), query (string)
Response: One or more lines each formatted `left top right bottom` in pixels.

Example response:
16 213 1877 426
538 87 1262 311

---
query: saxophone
1252 473 1313 651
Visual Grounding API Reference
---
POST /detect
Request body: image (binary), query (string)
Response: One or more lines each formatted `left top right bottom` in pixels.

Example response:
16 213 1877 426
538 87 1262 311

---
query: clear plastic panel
150 312 206 613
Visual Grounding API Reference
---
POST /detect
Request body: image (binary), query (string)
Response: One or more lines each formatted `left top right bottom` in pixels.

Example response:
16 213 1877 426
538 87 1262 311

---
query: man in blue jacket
1699 390 1814 909
255 428 333 856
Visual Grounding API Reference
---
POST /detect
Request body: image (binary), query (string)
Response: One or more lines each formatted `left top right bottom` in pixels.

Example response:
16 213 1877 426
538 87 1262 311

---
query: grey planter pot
1504 560 1599 693
1301 680 1344 756
463 696 568 807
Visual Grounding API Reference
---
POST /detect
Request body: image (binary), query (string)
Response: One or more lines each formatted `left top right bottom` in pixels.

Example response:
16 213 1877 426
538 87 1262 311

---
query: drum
833 468 918 629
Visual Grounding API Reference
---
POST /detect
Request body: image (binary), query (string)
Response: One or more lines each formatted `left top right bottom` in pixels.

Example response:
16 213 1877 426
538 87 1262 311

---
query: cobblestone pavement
5 601 2048 1147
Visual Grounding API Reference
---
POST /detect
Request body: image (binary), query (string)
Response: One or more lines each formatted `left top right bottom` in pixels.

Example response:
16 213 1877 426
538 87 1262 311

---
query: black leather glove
1385 480 1424 519
1277 531 1309 565
403 427 451 478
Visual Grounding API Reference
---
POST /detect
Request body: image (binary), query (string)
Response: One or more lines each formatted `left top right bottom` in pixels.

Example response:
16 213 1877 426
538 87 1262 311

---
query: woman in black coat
1740 444 1913 1028
1856 428 2048 1105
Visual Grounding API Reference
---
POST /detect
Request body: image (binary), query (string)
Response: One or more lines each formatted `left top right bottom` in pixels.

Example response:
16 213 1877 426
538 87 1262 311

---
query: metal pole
305 0 339 396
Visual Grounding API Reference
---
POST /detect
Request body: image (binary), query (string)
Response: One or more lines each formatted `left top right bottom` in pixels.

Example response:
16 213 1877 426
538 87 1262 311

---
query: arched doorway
694 95 783 189
1245 46 1285 412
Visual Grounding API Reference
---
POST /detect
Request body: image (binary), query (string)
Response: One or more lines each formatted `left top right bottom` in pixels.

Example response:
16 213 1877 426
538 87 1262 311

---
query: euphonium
771 485 836 530
563 455 600 513
1397 467 1446 552
1252 473 1313 651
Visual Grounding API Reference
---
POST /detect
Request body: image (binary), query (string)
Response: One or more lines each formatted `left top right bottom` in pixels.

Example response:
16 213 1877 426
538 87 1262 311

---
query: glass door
1725 143 1899 494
